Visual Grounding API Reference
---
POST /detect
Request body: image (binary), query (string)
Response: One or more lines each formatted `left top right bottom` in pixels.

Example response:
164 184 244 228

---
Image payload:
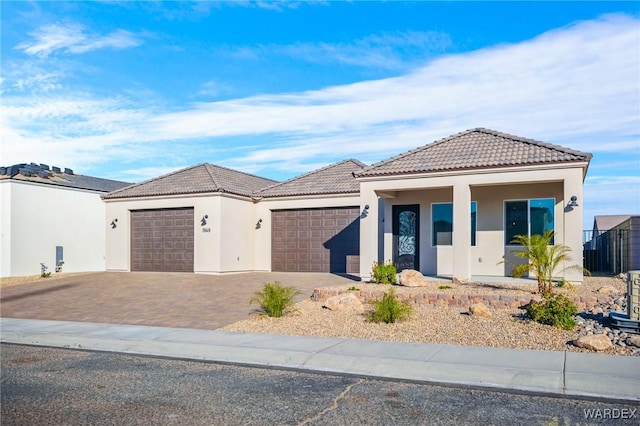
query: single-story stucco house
103 128 592 283
0 163 130 278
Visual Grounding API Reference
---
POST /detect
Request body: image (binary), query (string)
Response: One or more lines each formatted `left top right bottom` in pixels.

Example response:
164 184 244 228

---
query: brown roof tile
356 128 592 178
257 159 367 198
102 163 278 200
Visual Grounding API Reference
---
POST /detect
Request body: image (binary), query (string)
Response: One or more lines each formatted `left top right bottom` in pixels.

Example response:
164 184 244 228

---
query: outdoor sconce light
110 219 118 229
256 218 263 229
361 204 370 218
567 196 579 208
201 215 208 226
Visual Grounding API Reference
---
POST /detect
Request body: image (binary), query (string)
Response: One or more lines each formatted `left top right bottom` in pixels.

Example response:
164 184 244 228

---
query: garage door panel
272 207 360 273
131 208 194 272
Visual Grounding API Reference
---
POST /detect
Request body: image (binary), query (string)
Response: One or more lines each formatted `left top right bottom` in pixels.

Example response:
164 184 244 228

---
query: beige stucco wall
0 180 108 278
104 193 254 274
105 192 361 274
218 196 258 272
359 164 587 283
253 194 361 272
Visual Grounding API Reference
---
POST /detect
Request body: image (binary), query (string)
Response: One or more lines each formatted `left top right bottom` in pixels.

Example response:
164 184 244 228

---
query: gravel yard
221 276 639 357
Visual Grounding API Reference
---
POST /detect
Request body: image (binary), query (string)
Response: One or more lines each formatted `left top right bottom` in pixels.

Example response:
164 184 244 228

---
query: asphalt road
2 344 638 426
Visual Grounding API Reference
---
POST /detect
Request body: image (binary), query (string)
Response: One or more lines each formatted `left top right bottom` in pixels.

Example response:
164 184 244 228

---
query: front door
392 204 419 271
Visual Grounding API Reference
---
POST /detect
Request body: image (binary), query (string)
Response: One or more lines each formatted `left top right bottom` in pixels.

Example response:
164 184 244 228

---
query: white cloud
2 13 639 188
112 166 189 183
16 23 142 58
583 175 640 225
277 30 452 69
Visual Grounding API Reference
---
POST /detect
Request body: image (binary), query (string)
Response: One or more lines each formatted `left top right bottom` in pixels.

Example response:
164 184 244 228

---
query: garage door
130 208 194 272
272 207 360 273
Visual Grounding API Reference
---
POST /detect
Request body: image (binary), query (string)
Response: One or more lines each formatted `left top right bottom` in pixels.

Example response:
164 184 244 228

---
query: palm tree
506 230 582 295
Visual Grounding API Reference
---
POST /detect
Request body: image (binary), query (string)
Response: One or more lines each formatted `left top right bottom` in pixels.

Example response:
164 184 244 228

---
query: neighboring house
103 128 592 283
0 163 130 278
585 215 640 274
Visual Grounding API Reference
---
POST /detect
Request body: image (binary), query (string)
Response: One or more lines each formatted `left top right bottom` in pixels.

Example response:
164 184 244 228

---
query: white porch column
452 183 471 283
359 184 379 281
563 171 584 283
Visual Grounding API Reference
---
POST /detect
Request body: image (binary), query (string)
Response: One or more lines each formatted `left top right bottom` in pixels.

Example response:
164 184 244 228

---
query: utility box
628 270 640 321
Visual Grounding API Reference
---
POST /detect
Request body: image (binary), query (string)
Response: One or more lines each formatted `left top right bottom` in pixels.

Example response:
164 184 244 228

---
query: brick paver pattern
0 272 356 330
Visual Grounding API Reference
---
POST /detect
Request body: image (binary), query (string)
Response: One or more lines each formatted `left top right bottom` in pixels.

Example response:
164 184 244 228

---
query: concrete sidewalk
1 317 638 402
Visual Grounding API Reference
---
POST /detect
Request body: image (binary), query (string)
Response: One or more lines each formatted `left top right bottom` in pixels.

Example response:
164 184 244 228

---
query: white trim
356 162 589 183
0 178 109 195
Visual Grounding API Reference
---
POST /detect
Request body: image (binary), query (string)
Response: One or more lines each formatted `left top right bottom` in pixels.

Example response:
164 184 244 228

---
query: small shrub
367 288 412 324
250 282 301 318
525 294 578 330
438 285 452 290
347 286 360 291
371 260 397 284
40 263 51 278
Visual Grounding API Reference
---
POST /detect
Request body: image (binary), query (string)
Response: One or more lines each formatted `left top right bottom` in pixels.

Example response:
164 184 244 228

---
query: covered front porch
358 166 585 284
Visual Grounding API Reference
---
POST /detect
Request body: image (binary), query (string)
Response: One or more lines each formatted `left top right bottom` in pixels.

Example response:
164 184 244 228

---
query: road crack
297 378 364 426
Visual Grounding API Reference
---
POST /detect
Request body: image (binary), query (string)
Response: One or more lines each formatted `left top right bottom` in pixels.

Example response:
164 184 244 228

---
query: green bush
525 294 578 330
250 282 301 318
438 285 452 290
371 260 397 284
367 288 412 324
347 286 360 291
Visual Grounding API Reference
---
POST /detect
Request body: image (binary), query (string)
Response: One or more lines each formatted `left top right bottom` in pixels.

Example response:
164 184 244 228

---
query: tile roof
257 159 367 198
594 215 633 232
0 163 130 192
355 128 593 178
102 163 278 200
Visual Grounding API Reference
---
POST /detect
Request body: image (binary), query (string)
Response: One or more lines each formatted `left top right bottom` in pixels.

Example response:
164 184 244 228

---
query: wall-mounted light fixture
110 218 118 229
201 215 208 226
361 204 370 218
567 196 579 208
256 218 263 229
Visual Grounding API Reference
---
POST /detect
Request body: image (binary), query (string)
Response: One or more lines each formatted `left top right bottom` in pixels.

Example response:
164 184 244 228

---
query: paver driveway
0 272 357 329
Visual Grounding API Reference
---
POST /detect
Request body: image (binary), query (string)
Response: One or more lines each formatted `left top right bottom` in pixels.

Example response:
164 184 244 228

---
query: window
505 198 555 244
432 202 477 246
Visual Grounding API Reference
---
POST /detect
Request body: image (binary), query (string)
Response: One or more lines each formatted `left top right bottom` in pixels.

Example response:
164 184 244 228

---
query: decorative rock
469 302 492 318
574 334 613 351
596 285 618 294
453 276 469 285
398 269 427 287
323 293 363 311
627 336 640 348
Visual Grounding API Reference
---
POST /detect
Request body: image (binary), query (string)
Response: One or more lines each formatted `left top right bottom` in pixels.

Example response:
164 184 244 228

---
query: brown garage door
272 207 360 273
130 208 194 272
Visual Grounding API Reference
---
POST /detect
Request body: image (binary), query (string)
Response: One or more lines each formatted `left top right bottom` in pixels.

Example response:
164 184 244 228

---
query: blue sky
1 1 639 226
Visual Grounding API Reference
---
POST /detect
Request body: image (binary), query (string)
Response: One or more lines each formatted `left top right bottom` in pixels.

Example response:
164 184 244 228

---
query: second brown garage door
272 207 360 273
130 208 194 272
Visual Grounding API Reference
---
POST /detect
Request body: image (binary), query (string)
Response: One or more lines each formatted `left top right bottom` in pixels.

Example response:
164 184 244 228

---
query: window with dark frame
505 198 555 244
432 202 477 246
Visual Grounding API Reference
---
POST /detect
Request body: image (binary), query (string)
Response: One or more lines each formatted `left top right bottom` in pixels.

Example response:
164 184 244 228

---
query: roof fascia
102 191 253 203
1 178 108 194
256 192 360 203
356 162 590 183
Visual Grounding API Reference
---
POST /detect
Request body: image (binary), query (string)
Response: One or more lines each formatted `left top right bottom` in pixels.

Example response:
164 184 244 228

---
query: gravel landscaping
221 276 640 357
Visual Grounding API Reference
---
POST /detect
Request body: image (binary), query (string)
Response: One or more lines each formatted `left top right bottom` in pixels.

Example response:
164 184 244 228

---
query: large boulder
469 302 492 318
323 293 363 312
626 336 640 348
398 269 427 287
574 334 613 351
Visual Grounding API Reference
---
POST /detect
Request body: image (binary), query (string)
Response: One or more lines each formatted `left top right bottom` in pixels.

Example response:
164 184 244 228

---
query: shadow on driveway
0 272 356 330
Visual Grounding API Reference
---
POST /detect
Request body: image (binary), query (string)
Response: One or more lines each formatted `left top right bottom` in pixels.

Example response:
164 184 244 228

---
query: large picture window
432 202 477 246
505 198 555 244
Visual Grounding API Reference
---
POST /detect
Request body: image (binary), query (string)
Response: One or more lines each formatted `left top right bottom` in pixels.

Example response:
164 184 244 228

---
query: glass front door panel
393 205 420 271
